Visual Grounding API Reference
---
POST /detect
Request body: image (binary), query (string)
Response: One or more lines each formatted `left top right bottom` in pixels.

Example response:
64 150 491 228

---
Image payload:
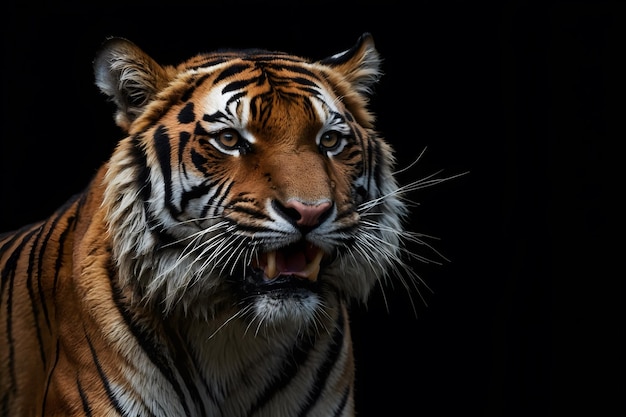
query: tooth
312 248 324 265
303 249 324 282
265 251 277 279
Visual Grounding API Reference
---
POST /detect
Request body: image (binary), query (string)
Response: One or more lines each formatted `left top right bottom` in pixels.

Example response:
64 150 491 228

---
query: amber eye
319 130 342 152
215 129 241 149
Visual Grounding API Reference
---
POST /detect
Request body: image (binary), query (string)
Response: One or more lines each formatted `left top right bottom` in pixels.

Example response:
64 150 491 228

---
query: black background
1 1 622 416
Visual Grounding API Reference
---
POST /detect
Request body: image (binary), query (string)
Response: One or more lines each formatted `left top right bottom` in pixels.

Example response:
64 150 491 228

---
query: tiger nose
281 200 332 227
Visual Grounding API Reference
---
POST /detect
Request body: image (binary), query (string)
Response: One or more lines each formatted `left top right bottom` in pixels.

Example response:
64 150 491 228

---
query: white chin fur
252 293 322 326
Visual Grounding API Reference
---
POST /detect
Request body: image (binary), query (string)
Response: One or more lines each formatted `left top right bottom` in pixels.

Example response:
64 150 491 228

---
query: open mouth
251 241 325 282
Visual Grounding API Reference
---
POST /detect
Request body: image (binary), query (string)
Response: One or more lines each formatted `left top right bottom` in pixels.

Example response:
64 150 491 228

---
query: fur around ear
319 33 382 97
315 33 382 128
93 37 172 132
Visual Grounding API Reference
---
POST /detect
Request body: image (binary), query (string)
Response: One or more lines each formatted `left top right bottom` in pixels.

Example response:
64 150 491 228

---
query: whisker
393 146 428 176
220 235 250 276
253 315 266 338
161 218 229 248
359 220 447 264
358 171 468 213
208 306 251 339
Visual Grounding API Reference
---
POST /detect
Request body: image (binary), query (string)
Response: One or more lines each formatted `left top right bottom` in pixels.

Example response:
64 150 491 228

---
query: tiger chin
1 33 414 417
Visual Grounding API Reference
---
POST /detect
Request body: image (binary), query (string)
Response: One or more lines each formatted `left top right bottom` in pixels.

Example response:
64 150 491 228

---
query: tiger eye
216 129 240 148
320 131 340 150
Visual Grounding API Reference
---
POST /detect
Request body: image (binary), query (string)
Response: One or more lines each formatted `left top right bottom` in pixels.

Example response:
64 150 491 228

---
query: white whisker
358 170 467 214
208 306 250 339
393 146 428 176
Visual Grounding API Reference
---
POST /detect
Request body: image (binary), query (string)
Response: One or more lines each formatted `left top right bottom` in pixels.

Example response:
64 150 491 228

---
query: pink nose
283 200 332 226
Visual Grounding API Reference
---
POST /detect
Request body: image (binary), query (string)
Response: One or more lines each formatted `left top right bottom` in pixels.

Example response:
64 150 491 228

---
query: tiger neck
113 280 348 393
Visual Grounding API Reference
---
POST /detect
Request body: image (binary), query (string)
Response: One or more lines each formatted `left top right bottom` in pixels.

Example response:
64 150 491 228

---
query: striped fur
1 34 412 416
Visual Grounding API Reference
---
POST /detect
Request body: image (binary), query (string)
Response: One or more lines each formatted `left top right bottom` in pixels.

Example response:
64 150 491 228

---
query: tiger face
96 34 407 329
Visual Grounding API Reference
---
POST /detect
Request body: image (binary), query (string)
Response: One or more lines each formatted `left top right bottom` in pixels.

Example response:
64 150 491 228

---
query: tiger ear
319 32 382 96
93 37 172 132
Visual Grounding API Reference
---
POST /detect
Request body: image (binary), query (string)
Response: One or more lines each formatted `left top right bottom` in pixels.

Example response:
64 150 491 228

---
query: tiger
0 33 433 417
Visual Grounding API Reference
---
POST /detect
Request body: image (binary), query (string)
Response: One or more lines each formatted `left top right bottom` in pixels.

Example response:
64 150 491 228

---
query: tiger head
94 33 409 329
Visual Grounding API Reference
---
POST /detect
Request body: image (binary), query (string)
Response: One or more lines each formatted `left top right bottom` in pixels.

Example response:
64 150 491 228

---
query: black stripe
52 213 76 295
327 111 346 125
180 180 219 213
25 224 49 371
370 133 384 196
162 321 216 416
254 93 273 126
202 111 229 124
222 76 261 94
250 54 303 64
199 179 229 219
296 308 346 417
41 338 60 416
153 125 175 212
85 327 147 417
130 134 154 223
192 58 228 71
366 133 377 196
287 76 319 88
126 134 167 242
331 386 351 417
249 95 260 121
1 228 39 392
345 149 362 161
1 228 28 301
0 222 44 291
1 391 7 417
224 91 247 109
178 102 195 124
207 180 234 219
34 195 82 302
190 148 209 175
229 204 270 221
77 375 93 417
266 63 319 79
300 86 322 99
179 131 191 170
180 85 197 103
110 281 193 417
142 129 184 245
181 74 211 102
351 129 366 183
214 63 252 84
247 332 317 416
